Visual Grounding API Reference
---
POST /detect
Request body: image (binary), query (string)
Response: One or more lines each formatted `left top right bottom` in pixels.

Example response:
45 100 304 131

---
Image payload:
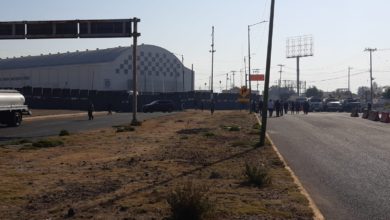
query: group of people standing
256 99 310 117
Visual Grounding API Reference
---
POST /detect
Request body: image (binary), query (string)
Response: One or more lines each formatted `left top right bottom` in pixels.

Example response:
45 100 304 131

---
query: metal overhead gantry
0 18 141 125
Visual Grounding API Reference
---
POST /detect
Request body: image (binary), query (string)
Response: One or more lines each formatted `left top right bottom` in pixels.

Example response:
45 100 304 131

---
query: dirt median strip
255 114 325 220
0 110 315 219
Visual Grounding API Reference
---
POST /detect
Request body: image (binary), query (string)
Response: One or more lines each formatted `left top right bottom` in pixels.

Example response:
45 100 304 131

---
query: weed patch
221 125 241 132
59 129 70 136
21 139 64 150
2 139 33 146
167 182 214 220
209 171 222 179
244 163 272 188
177 128 209 135
114 125 135 133
230 140 252 148
252 123 261 130
203 132 215 137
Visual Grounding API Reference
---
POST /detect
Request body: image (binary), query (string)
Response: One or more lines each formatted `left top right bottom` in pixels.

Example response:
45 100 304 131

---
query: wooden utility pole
260 0 276 146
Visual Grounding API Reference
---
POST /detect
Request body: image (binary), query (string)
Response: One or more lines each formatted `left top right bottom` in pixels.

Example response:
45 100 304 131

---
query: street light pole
210 26 216 101
278 64 284 98
248 20 267 113
182 55 185 92
348 66 352 94
244 56 247 87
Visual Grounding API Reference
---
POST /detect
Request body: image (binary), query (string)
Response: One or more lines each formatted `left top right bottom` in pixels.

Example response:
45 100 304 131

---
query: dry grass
0 110 313 219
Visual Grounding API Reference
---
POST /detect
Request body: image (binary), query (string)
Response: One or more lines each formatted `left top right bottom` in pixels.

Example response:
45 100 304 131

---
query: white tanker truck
0 90 30 127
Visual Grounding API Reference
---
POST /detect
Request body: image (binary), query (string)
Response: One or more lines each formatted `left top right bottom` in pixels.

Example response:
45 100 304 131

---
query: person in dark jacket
295 101 300 114
303 101 310 114
88 102 94 120
283 101 289 114
268 99 274 117
290 101 295 114
279 101 284 116
258 99 264 116
275 100 281 117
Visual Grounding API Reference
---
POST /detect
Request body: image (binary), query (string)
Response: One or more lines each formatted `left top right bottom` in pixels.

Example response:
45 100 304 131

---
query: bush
59 129 70 136
32 139 64 148
203 132 215 137
167 182 213 220
244 163 271 187
228 126 240 132
209 171 222 179
116 126 135 133
130 120 142 126
252 123 261 130
221 125 240 131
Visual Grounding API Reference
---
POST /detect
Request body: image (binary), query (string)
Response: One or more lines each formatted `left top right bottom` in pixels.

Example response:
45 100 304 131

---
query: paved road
268 112 390 220
0 112 171 142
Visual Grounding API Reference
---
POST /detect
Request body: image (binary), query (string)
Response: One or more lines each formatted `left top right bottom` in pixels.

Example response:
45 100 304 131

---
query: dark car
142 100 174 113
342 99 361 112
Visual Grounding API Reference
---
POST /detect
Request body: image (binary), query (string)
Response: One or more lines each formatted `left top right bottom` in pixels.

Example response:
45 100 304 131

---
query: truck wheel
8 112 22 127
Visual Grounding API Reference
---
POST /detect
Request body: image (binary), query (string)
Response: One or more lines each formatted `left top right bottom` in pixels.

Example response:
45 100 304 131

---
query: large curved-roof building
0 44 194 93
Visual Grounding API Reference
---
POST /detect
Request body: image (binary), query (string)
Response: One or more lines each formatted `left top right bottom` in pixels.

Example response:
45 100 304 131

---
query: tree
306 86 323 98
358 86 370 101
383 88 390 99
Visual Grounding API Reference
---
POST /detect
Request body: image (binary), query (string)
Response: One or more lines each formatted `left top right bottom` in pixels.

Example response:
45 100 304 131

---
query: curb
254 114 325 220
24 111 110 122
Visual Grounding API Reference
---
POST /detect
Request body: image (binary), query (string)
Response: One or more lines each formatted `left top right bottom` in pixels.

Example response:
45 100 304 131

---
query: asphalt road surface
268 112 390 220
0 112 171 142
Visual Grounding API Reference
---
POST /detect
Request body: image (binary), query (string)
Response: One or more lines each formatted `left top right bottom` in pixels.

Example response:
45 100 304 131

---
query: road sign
0 22 25 39
79 19 132 38
250 74 265 81
238 86 250 103
239 86 250 98
0 19 135 40
26 21 78 39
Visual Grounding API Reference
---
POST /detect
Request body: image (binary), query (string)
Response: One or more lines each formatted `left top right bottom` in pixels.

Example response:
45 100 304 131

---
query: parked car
323 98 339 111
142 100 174 113
308 97 323 112
326 101 343 112
342 99 361 112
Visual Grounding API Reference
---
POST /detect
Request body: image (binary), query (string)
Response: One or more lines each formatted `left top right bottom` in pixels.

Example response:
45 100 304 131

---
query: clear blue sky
1 0 390 93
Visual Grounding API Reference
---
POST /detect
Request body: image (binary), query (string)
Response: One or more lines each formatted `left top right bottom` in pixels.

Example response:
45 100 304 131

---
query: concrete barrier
368 111 380 121
362 110 369 119
380 112 390 123
350 108 359 117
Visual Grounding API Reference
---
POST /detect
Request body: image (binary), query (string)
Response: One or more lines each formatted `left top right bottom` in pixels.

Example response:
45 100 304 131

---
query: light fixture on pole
248 20 268 113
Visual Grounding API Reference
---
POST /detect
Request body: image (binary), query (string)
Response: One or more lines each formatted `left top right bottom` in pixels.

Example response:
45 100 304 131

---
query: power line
307 70 368 83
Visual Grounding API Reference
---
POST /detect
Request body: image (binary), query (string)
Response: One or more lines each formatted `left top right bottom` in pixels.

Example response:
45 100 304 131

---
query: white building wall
0 45 194 92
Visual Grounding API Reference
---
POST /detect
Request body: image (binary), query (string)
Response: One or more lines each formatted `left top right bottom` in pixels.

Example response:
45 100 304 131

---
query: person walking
252 100 257 113
210 100 215 115
290 101 295 114
284 101 289 114
88 102 94 120
258 99 264 116
279 100 284 116
303 100 310 114
295 101 300 114
268 99 274 117
275 100 281 117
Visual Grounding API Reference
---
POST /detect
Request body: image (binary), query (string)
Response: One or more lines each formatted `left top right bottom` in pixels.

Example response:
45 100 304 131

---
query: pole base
131 119 142 126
